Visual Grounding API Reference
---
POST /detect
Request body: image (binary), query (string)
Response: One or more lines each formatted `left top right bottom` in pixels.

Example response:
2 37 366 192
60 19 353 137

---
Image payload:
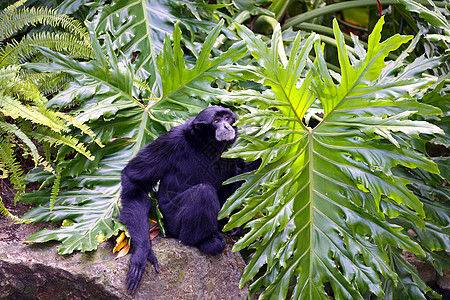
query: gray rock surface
404 251 450 298
0 236 248 300
438 271 450 291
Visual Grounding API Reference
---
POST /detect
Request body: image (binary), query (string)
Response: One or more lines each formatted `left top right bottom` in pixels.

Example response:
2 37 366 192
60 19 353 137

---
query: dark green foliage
9 0 449 299
0 1 96 222
218 17 447 299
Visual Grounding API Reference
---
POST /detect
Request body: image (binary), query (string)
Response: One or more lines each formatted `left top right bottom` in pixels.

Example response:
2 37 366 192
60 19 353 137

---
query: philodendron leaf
23 139 129 254
90 0 221 95
397 0 450 35
219 17 443 299
22 21 245 255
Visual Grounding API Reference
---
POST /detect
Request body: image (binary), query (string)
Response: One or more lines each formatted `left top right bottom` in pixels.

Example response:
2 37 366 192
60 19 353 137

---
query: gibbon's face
193 107 237 141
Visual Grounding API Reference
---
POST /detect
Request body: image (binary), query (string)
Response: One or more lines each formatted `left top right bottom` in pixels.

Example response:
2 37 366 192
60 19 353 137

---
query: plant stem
283 0 447 29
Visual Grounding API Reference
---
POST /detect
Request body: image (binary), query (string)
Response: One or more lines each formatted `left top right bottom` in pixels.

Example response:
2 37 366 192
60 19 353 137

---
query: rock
438 270 450 291
403 251 450 298
403 251 438 284
0 236 248 299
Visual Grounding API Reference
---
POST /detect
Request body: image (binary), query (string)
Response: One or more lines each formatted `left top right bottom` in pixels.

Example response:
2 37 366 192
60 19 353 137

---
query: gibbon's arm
120 139 172 294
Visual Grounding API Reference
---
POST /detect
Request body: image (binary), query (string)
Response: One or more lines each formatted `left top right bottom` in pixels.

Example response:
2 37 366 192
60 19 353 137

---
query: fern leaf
133 78 154 95
0 64 20 81
0 65 21 90
0 32 94 68
50 164 61 211
36 154 55 174
0 65 44 105
0 0 26 24
55 112 104 147
9 79 44 105
0 120 54 173
35 73 72 96
0 137 25 197
0 121 39 165
0 5 89 42
30 128 94 161
0 195 33 224
0 92 63 131
13 71 72 97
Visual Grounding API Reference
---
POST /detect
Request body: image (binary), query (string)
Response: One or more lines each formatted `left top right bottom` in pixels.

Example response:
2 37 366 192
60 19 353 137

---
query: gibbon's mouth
216 130 235 141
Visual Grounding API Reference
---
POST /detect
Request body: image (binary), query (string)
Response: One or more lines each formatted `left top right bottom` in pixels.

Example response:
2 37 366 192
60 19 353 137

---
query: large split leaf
219 17 444 299
398 0 450 41
90 0 222 94
22 20 246 254
21 139 129 253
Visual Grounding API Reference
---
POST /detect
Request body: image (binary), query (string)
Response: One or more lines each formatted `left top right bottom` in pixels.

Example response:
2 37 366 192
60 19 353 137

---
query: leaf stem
283 0 447 29
131 105 150 158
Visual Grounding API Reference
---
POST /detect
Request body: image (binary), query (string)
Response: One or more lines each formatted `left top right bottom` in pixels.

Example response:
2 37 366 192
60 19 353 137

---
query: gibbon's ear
192 110 214 126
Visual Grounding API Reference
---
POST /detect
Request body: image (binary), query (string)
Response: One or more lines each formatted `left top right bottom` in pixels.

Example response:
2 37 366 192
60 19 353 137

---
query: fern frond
133 77 159 101
14 190 25 203
0 92 63 131
34 106 68 131
18 70 51 84
0 165 6 178
0 0 26 24
0 32 94 68
36 153 55 174
50 164 61 211
133 78 153 94
17 71 72 96
55 112 104 147
10 78 45 105
0 195 34 224
0 65 44 105
34 73 72 96
0 120 39 165
18 51 49 65
0 137 26 196
0 120 54 173
0 5 89 42
0 64 20 85
31 128 94 161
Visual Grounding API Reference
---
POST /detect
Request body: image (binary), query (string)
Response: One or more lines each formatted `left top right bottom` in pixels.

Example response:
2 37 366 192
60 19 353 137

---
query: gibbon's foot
197 234 225 255
126 248 159 294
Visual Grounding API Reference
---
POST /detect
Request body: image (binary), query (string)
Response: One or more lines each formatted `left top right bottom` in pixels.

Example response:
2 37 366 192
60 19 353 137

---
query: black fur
120 106 260 294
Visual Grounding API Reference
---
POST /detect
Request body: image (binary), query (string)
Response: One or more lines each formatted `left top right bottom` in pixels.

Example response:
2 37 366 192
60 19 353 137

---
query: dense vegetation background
0 0 449 299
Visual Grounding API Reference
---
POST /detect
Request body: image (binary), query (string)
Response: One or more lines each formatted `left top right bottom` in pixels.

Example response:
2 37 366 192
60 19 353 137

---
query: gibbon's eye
214 119 220 123
224 116 230 121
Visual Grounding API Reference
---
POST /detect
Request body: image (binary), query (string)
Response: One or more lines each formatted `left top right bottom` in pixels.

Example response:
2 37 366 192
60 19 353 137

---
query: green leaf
0 121 39 165
0 4 89 41
89 0 221 95
23 139 127 254
397 0 450 36
0 91 63 132
220 17 442 299
26 45 140 126
384 247 440 300
434 156 450 181
391 165 450 275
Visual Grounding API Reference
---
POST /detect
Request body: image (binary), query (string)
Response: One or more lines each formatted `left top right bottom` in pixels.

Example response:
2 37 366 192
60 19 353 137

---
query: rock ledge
0 236 248 300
